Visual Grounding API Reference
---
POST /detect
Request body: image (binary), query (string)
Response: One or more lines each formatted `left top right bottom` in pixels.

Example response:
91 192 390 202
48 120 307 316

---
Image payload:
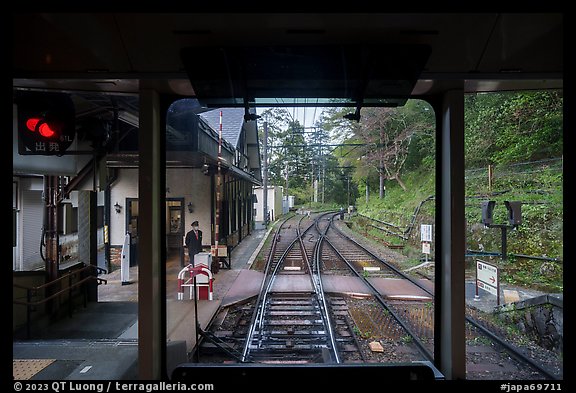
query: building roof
199 108 247 149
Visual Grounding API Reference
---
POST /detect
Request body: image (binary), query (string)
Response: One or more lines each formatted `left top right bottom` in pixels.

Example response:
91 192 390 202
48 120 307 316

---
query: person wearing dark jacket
184 220 203 265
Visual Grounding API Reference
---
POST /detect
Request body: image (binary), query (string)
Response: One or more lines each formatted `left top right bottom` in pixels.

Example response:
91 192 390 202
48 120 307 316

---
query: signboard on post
121 232 131 285
422 242 431 255
420 224 432 242
476 259 500 305
420 224 432 261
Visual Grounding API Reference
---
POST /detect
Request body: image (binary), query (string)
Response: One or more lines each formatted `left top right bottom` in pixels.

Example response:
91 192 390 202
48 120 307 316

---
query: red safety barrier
177 264 214 300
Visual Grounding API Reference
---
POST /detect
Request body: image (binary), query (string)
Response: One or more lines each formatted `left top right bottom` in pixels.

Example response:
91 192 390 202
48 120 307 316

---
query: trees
354 100 435 195
256 90 562 207
285 101 434 204
258 108 318 205
464 91 563 167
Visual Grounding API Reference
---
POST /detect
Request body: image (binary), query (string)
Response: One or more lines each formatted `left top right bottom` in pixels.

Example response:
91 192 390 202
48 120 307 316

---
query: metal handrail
13 275 107 306
13 264 107 339
13 264 106 293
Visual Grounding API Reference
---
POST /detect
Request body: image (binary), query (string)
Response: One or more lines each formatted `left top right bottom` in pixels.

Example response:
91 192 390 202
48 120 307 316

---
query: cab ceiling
13 13 563 98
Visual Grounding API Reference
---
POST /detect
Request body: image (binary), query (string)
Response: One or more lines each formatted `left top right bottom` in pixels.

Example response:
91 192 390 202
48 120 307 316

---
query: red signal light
16 92 75 155
26 118 40 132
25 117 58 138
38 122 57 138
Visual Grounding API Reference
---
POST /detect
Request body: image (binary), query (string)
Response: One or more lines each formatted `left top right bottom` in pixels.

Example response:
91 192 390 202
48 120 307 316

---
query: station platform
13 227 272 380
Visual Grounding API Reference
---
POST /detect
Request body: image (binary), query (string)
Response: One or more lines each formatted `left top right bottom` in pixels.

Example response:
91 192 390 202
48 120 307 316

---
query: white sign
420 224 433 242
121 232 131 284
477 280 498 296
476 260 498 295
422 242 431 255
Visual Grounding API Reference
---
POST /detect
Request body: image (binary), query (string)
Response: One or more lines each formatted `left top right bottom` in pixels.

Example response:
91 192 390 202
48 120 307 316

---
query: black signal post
481 200 522 260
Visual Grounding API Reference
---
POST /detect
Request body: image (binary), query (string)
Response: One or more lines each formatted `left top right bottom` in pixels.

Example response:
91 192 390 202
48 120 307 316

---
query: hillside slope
353 157 563 292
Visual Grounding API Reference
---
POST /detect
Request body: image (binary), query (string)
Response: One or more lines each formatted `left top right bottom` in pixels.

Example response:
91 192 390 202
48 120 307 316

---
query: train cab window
164 99 442 381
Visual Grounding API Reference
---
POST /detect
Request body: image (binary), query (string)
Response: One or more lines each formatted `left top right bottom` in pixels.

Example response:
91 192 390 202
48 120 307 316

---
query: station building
13 93 262 331
106 104 262 269
253 185 285 228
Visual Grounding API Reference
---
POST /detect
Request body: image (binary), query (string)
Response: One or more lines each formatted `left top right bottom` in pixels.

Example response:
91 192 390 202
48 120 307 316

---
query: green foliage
352 92 562 293
357 167 435 220
258 107 314 188
352 325 372 339
464 91 562 167
401 335 413 344
258 92 563 294
499 257 563 293
289 186 311 207
464 158 563 261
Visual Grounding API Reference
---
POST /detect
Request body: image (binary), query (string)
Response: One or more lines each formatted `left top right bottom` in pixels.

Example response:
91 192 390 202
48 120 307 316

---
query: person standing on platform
185 220 203 266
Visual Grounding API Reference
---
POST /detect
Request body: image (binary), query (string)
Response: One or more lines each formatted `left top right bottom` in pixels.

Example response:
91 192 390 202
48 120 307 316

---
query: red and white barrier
177 264 214 301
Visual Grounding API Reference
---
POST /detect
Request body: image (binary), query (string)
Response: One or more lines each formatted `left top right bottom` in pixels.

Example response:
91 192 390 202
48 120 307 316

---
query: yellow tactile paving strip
13 359 56 380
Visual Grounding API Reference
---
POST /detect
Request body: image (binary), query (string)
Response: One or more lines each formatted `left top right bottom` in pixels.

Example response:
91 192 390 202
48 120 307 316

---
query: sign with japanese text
476 259 498 296
420 224 432 242
422 242 431 255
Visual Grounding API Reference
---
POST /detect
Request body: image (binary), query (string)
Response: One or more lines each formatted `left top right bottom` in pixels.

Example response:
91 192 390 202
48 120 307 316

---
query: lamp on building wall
202 163 210 176
114 202 122 214
187 202 194 213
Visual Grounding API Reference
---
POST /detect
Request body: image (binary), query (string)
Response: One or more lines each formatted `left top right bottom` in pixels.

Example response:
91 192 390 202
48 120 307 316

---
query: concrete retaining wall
495 294 563 354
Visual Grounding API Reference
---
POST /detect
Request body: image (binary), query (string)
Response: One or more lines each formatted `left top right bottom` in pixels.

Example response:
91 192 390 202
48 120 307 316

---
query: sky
256 106 323 129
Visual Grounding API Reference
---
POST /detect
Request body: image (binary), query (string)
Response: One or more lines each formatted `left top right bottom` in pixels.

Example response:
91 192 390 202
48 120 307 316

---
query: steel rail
242 212 340 363
331 215 560 379
305 212 340 363
322 214 435 362
241 215 309 362
329 221 434 296
241 216 293 362
465 314 559 380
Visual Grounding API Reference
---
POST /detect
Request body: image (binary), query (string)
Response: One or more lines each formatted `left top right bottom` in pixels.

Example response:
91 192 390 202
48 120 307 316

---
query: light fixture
202 163 210 176
187 202 194 213
244 106 261 122
114 202 122 214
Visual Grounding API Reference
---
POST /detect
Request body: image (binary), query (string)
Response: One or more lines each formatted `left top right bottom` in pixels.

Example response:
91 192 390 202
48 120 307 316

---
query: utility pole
43 175 60 314
379 160 385 199
365 180 369 204
213 110 223 273
488 164 494 192
263 121 268 228
314 177 318 203
347 176 350 207
310 160 314 207
321 163 325 204
44 175 59 283
285 160 289 196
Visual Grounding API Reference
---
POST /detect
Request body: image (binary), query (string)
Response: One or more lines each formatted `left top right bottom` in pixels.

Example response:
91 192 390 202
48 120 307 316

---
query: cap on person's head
191 221 199 226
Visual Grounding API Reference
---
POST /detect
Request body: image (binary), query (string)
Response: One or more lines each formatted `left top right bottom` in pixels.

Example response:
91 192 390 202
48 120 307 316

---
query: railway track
316 213 435 361
200 212 435 365
330 214 562 379
240 214 342 363
198 211 561 379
